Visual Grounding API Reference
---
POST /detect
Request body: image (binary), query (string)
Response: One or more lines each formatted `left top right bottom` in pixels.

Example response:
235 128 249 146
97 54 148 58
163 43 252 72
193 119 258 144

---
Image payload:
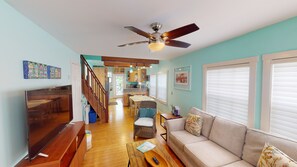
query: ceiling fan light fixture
148 41 165 52
120 23 199 52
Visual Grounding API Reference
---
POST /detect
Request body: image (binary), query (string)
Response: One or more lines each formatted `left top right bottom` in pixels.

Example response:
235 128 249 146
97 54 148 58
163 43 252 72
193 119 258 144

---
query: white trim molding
261 50 297 131
203 56 258 128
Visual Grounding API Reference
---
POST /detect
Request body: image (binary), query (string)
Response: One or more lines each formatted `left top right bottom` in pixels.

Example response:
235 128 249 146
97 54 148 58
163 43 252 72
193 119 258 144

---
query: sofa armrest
166 118 186 132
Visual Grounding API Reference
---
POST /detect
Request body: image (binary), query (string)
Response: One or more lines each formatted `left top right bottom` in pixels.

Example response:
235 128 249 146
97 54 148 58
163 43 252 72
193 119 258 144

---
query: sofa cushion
169 130 207 151
189 107 215 138
185 113 203 136
222 160 254 167
257 143 297 167
209 117 247 158
243 129 297 166
185 140 240 167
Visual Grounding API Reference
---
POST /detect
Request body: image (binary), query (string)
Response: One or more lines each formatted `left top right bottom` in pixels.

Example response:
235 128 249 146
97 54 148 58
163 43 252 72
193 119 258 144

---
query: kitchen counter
123 88 148 93
123 88 148 107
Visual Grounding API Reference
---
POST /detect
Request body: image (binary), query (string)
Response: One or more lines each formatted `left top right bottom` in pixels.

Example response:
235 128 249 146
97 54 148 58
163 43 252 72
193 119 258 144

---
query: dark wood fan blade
165 39 191 48
161 23 199 39
118 41 149 47
125 26 152 39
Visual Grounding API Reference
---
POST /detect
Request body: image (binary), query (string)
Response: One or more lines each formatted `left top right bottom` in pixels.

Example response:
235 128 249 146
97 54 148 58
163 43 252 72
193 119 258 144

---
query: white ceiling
5 0 297 60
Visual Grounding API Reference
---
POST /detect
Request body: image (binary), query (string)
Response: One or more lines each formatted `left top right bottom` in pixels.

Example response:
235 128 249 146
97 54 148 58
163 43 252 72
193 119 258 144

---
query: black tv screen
25 85 73 160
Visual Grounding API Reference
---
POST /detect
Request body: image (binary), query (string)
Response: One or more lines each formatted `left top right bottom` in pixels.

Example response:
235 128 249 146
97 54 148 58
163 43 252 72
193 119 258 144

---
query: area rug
108 102 118 105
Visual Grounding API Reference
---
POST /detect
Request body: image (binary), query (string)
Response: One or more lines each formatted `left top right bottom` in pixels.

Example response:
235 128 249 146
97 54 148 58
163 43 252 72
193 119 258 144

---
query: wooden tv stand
16 121 86 167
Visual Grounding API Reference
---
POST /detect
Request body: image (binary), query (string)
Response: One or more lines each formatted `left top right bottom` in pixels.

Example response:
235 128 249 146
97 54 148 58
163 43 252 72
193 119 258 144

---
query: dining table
129 95 155 116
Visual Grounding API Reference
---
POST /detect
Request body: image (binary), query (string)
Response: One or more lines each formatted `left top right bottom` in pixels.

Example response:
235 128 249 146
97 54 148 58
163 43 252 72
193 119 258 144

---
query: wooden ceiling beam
101 56 159 64
104 62 130 67
103 61 151 67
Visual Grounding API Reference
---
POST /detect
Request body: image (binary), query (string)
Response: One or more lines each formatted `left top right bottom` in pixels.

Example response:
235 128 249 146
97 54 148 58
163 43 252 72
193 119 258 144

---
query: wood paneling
93 67 106 88
82 98 184 167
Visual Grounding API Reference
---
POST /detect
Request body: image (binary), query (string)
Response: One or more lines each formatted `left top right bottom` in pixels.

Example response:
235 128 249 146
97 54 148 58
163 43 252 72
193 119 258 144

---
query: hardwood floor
82 98 184 167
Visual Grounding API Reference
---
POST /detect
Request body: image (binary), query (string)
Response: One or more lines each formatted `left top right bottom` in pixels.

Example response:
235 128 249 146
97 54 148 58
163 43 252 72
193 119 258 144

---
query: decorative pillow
257 143 297 167
185 113 203 136
139 108 156 118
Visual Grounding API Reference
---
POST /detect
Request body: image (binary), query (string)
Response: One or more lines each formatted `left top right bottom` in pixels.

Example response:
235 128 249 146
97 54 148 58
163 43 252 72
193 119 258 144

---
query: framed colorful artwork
174 65 191 90
48 66 61 79
23 60 61 79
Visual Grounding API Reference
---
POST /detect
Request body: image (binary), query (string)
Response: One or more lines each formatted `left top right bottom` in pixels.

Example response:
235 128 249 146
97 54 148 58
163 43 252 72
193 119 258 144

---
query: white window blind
149 74 156 98
270 61 297 140
157 72 167 103
206 66 250 125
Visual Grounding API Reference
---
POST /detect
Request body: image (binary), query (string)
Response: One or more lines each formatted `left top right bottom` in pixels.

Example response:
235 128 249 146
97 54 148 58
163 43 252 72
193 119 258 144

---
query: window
262 50 297 140
157 72 168 103
149 72 168 103
149 74 156 98
203 57 257 127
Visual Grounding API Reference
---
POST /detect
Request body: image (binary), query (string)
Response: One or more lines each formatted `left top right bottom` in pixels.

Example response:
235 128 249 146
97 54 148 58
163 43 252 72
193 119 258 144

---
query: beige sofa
166 107 297 167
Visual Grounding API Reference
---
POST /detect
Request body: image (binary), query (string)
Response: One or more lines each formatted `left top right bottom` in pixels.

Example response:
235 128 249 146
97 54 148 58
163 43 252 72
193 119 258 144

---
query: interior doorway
113 74 125 97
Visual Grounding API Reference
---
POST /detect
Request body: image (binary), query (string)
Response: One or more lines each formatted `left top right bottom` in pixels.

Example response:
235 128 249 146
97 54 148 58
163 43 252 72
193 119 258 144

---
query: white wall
0 1 79 166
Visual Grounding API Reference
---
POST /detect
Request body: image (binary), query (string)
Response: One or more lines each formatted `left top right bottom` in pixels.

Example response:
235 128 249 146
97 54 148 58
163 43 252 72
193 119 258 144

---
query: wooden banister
81 55 109 123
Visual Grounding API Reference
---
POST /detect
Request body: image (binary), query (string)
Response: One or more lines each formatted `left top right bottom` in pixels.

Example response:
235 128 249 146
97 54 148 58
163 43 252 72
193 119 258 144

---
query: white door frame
71 63 82 121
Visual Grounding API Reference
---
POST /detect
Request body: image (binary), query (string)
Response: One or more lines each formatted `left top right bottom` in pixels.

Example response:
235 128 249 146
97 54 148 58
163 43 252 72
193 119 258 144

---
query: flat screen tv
25 85 73 160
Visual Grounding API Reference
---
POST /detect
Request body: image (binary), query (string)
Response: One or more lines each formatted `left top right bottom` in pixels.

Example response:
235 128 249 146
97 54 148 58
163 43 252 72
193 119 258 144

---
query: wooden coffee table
126 139 183 167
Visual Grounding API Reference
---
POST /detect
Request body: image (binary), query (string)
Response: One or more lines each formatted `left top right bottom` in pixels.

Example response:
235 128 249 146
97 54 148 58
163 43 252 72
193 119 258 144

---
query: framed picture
23 60 61 79
174 65 191 90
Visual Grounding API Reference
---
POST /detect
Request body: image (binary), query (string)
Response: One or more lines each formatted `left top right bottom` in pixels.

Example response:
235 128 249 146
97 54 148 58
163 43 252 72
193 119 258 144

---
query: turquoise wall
83 55 102 60
83 55 102 67
0 1 79 166
154 16 297 129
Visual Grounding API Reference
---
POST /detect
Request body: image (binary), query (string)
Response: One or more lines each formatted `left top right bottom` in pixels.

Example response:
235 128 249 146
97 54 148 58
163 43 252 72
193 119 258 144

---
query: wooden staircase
81 55 109 123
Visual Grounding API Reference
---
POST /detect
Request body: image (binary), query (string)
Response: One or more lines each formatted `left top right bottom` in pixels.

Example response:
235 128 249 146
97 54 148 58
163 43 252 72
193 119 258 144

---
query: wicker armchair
133 101 157 139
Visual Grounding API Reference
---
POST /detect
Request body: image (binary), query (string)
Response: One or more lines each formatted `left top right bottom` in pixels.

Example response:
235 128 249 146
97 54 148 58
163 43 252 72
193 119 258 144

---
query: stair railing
80 55 109 123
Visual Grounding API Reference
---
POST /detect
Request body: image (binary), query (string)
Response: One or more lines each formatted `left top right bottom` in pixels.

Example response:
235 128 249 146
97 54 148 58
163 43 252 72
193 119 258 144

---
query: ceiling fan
118 22 199 52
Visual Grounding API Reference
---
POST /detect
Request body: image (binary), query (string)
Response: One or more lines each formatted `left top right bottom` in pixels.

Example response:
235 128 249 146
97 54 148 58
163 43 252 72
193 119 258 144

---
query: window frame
149 74 157 98
156 71 168 104
202 57 258 128
261 50 297 131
